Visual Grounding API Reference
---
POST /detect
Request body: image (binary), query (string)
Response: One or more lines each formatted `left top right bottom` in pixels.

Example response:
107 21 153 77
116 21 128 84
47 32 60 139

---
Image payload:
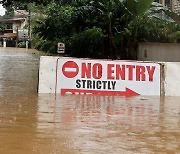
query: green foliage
137 18 177 42
169 31 180 42
18 41 26 48
121 0 153 16
70 27 103 58
0 0 76 7
33 37 44 51
4 6 14 17
33 3 76 40
114 28 130 45
137 0 153 15
0 24 5 31
5 0 179 59
33 36 58 54
1 0 49 7
32 2 77 54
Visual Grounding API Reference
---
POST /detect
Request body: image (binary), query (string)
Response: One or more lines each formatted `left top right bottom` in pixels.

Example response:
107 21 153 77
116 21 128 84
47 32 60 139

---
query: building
155 0 180 15
172 0 180 15
0 10 29 47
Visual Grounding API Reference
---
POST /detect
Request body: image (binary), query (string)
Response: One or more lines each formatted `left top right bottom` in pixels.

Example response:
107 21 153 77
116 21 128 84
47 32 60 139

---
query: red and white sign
56 58 161 96
57 42 65 53
62 61 79 78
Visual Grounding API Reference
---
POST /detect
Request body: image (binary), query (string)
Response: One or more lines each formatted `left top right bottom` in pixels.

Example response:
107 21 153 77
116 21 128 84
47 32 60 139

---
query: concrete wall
163 62 180 96
13 21 27 33
138 43 180 62
38 56 59 93
38 56 180 96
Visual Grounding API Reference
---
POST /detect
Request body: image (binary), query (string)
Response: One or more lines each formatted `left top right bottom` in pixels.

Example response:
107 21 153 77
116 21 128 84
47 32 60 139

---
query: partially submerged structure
0 10 29 47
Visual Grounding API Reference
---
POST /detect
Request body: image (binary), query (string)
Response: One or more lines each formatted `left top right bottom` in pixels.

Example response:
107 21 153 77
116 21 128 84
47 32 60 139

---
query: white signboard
18 29 29 40
56 58 161 96
57 42 65 54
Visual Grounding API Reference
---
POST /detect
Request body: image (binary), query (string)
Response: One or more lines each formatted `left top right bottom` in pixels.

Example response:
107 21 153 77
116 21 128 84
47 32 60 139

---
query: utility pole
28 9 31 48
16 26 18 47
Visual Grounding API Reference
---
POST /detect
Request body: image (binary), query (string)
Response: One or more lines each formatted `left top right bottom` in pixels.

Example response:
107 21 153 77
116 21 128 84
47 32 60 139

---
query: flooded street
0 47 179 154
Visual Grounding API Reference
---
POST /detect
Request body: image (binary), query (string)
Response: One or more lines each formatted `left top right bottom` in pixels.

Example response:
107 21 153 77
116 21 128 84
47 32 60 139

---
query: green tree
70 27 103 58
113 0 177 59
2 0 179 59
32 3 76 53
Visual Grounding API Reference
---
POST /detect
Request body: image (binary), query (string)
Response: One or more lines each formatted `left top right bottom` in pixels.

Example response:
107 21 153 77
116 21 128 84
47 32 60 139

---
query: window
165 0 170 7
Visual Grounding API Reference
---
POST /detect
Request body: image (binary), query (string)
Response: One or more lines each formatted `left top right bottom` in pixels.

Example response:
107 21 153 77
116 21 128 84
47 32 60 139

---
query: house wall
12 20 27 33
154 0 180 15
20 20 27 29
12 21 21 33
172 0 180 15
138 43 180 62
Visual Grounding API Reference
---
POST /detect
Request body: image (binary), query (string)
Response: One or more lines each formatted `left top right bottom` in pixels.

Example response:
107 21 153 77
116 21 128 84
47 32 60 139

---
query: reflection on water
0 48 179 154
37 95 179 154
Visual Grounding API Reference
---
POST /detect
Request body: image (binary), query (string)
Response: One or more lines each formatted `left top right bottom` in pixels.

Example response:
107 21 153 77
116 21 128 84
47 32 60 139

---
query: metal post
28 9 31 42
16 26 18 47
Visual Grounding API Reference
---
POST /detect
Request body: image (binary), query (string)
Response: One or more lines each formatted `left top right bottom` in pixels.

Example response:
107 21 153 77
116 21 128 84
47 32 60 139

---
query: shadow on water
0 48 179 154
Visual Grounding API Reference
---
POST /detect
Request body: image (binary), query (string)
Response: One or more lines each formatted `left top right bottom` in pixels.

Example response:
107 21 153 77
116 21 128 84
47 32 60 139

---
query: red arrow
61 88 140 96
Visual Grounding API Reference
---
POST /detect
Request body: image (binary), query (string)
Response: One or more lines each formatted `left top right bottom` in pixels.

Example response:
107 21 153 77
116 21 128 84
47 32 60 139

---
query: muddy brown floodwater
0 47 179 154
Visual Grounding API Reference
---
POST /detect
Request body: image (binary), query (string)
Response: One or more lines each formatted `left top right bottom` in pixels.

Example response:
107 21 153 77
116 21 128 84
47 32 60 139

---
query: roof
15 10 29 16
0 15 27 23
0 33 17 38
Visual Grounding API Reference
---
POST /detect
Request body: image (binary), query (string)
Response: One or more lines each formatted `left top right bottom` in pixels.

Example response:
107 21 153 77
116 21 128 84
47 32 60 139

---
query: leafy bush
34 38 44 51
34 38 58 54
70 27 103 58
30 0 180 59
18 41 26 48
169 31 180 42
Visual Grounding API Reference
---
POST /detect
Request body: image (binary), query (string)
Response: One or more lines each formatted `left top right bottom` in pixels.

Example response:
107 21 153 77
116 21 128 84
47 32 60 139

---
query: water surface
0 48 179 154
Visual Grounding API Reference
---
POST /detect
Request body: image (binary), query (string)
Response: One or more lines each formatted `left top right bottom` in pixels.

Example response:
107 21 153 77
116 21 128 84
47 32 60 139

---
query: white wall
13 21 21 33
13 21 28 33
163 62 180 96
38 56 59 93
138 43 180 62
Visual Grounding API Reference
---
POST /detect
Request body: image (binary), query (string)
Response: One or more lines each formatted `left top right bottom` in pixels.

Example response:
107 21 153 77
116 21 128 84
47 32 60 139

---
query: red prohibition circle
62 61 79 78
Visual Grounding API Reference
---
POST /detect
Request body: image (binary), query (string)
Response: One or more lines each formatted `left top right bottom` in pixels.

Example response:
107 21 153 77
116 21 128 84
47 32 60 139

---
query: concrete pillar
3 39 6 47
162 0 165 6
26 41 28 49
